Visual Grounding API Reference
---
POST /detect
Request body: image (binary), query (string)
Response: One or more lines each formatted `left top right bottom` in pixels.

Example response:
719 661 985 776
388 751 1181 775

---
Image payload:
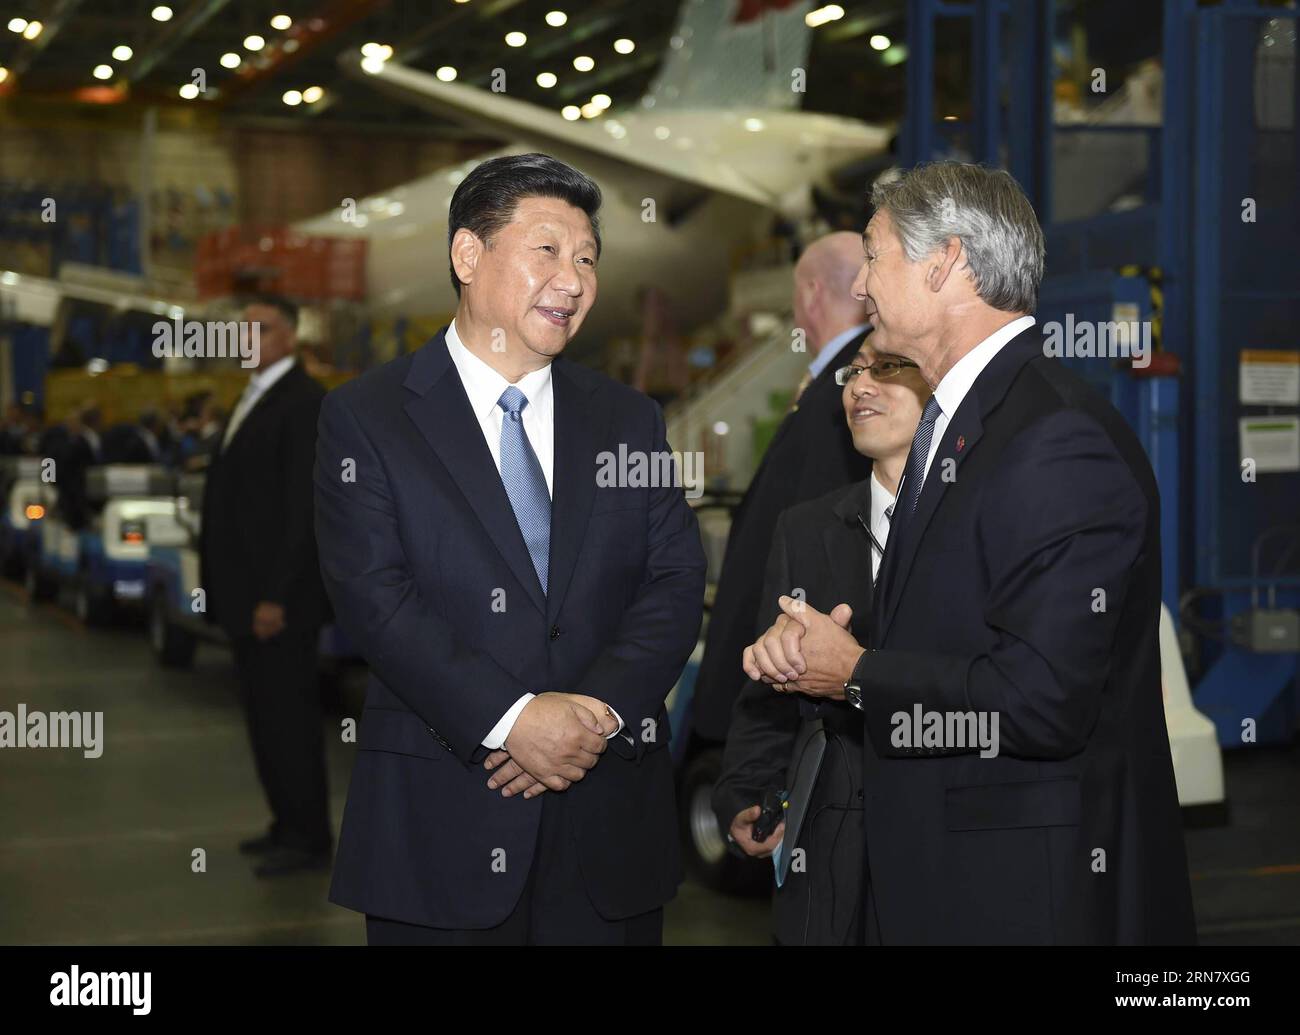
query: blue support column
1004 0 1053 217
903 0 936 166
971 0 1001 165
1191 7 1224 587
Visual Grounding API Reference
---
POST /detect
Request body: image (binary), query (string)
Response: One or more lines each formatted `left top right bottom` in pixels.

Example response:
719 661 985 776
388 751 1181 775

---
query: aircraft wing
343 56 866 211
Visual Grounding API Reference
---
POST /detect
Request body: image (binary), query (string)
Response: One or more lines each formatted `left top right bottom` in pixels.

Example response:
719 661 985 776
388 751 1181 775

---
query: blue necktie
497 386 550 595
897 395 943 517
882 394 943 564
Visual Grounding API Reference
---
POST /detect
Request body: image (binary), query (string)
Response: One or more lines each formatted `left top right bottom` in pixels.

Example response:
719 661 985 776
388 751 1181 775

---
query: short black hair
447 152 602 297
243 292 299 328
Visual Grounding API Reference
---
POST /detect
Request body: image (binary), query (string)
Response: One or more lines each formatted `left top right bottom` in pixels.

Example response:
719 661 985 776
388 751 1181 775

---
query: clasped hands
483 692 616 800
741 596 867 701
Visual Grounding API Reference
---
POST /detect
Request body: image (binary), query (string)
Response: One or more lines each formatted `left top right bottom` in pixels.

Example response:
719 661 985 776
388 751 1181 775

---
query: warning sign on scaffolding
1239 349 1300 406
1239 416 1300 474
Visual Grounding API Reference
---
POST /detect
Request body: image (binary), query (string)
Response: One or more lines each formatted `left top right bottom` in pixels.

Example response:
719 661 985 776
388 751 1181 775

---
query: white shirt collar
870 469 896 537
250 353 297 393
810 322 871 380
931 315 1035 420
445 319 553 423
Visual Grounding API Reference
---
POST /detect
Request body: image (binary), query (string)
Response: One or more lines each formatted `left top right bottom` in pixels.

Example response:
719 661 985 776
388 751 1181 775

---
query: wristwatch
843 650 870 711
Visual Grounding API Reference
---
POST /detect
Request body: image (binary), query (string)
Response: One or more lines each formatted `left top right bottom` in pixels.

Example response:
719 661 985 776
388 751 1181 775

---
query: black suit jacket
714 476 876 944
201 362 328 639
55 431 101 531
693 331 872 740
314 329 706 929
853 325 1195 944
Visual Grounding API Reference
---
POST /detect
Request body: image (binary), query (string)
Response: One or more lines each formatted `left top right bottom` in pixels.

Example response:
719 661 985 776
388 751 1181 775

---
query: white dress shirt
445 320 554 497
869 471 897 583
443 321 624 750
222 354 297 449
918 316 1036 493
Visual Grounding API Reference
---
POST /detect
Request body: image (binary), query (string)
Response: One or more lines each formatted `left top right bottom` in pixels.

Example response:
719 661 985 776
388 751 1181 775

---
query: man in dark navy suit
315 153 705 945
202 294 332 877
746 162 1195 944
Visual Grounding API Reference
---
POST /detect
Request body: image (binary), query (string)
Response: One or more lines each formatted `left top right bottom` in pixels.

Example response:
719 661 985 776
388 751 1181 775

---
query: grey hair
870 162 1045 313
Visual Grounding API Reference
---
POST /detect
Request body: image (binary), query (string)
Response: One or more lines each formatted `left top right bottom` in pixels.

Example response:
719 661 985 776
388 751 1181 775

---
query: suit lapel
402 330 547 618
877 327 1042 643
545 359 603 624
825 476 877 643
218 363 299 459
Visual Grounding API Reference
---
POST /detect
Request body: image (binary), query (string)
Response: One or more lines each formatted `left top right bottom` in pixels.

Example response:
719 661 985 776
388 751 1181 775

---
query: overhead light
505 31 526 47
93 64 113 80
112 45 133 61
282 89 302 106
435 66 457 82
545 11 567 27
870 34 891 51
590 93 611 110
573 55 594 72
744 117 765 131
361 42 392 60
179 83 199 99
536 71 557 88
0 67 8 84
302 85 323 103
613 38 635 55
244 35 265 51
942 114 958 121
270 14 292 31
7 18 26 34
561 105 580 121
220 52 240 69
151 6 173 22
21 19 41 39
805 4 845 27
580 102 600 119
360 55 385 74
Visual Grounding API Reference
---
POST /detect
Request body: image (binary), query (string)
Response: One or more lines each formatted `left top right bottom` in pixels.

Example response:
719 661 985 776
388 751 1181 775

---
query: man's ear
927 236 964 294
450 228 483 290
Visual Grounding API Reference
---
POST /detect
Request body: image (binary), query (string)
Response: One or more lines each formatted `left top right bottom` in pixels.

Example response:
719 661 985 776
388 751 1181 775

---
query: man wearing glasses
713 345 929 944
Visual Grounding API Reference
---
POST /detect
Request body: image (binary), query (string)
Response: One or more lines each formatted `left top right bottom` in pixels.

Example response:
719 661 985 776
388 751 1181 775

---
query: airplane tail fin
639 0 814 112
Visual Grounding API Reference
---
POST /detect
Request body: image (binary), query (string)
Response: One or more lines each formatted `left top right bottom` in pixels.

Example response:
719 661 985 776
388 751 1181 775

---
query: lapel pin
955 435 966 452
